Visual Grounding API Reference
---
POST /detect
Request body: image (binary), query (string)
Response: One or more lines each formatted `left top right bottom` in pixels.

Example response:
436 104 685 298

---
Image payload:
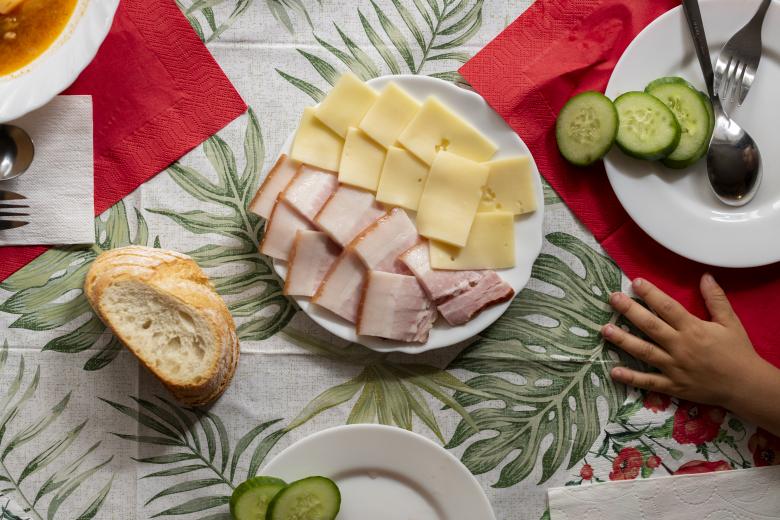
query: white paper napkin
0 95 94 246
548 466 780 519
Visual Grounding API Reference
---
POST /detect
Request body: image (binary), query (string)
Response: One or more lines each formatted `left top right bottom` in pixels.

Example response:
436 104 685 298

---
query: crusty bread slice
84 246 239 406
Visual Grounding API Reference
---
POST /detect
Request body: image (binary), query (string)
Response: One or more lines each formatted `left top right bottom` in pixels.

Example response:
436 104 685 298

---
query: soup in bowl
0 0 79 76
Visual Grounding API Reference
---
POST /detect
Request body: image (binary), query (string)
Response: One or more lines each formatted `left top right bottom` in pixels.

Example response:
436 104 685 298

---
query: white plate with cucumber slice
603 0 780 268
261 424 496 520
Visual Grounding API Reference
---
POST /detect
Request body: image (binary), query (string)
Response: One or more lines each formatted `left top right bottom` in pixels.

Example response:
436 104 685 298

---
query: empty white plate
262 424 496 520
273 74 545 353
605 0 780 268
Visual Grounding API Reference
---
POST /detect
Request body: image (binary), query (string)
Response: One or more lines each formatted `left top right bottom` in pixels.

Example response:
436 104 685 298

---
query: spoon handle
682 0 715 97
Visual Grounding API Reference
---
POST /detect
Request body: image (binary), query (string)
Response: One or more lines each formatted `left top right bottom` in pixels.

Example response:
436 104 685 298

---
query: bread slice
84 246 239 406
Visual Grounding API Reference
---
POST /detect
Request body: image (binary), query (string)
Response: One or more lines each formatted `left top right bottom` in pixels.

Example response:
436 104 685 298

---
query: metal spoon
682 0 762 206
0 125 34 181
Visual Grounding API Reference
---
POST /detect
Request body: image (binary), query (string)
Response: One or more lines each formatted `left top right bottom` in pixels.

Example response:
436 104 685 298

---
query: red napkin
0 0 246 280
460 0 780 367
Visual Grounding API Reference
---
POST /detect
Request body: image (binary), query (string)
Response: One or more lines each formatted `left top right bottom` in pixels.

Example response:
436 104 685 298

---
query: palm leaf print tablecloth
0 1 776 519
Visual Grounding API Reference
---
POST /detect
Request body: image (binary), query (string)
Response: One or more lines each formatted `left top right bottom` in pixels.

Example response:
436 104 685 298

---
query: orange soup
0 0 78 76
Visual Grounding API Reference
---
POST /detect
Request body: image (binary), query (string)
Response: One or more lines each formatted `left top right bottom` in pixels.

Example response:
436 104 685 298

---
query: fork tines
0 190 29 230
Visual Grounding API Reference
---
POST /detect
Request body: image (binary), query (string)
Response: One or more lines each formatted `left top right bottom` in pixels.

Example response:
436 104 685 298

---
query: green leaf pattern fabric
0 1 765 518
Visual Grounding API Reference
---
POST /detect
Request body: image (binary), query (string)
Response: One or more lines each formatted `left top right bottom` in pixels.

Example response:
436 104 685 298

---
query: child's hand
602 274 762 408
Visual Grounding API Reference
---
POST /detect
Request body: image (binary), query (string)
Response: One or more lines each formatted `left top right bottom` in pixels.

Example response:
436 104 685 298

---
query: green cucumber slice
230 476 287 520
555 91 618 166
614 91 681 160
645 78 712 168
267 476 341 520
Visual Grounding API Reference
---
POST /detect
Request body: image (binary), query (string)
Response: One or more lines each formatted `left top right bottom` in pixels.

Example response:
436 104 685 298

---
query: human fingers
700 273 738 326
631 278 692 330
602 324 672 368
610 366 675 394
609 292 677 345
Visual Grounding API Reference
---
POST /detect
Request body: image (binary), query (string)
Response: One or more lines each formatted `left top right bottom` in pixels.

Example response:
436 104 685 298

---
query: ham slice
281 165 339 221
285 231 341 297
259 200 314 261
315 185 386 246
312 251 366 323
357 271 436 343
437 271 514 326
249 154 300 219
399 243 484 301
351 208 419 274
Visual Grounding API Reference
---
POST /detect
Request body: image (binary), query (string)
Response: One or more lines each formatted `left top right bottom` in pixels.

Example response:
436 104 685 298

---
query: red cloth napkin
460 0 780 367
0 0 246 279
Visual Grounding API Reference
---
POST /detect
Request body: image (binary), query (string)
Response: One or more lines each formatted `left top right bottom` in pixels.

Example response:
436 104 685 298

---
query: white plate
0 0 120 123
605 0 780 268
273 74 544 354
262 425 496 520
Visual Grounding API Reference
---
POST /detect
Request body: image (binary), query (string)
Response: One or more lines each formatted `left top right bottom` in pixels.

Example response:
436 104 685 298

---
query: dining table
0 0 777 519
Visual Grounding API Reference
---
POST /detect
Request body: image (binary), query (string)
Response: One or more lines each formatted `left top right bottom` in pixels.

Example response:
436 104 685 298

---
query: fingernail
632 278 644 289
702 273 715 286
611 367 624 378
609 292 622 305
602 324 614 337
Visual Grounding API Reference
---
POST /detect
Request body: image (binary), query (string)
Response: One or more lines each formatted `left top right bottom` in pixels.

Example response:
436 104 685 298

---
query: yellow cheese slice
314 72 378 138
430 211 516 270
359 83 421 148
398 97 498 165
479 157 538 215
375 147 429 211
416 151 489 247
338 128 386 191
290 107 344 172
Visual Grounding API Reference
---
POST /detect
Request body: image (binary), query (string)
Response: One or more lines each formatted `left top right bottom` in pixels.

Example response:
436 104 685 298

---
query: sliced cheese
430 211 515 270
415 151 489 247
338 128 386 191
290 107 344 172
479 157 538 215
398 97 498 165
315 72 378 138
359 83 421 148
375 147 429 211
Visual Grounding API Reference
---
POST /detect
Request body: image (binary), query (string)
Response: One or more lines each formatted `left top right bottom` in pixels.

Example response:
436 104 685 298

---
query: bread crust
84 246 239 406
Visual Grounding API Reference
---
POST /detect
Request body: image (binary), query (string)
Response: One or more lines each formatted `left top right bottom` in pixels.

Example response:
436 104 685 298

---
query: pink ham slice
399 243 484 301
315 185 386 247
281 165 338 221
259 200 314 261
248 154 300 219
285 231 341 297
312 250 366 323
437 271 514 326
357 271 436 343
351 208 419 274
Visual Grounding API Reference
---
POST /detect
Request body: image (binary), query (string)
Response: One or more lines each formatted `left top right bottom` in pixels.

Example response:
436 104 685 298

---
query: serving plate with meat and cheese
250 74 544 353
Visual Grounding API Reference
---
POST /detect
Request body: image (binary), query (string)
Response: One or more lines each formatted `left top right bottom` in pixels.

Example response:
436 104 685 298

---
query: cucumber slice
230 476 287 520
555 91 618 166
645 78 712 168
614 91 681 160
267 476 341 520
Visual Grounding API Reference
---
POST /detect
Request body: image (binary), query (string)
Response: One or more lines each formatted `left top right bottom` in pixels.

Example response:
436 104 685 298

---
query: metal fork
0 190 29 230
714 0 772 105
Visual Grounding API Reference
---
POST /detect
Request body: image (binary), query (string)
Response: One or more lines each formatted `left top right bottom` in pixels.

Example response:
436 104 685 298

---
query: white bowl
0 0 120 123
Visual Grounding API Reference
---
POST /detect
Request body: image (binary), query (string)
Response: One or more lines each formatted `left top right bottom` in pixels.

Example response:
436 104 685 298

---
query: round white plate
262 425 496 520
605 0 780 268
274 74 545 354
0 0 120 123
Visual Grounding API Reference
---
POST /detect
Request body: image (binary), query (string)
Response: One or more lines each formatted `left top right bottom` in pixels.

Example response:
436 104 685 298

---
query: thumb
700 273 736 324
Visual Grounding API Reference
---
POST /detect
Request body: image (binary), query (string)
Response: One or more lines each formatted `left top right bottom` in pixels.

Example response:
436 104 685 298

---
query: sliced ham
249 154 300 219
357 271 436 343
399 243 484 301
351 208 419 274
281 165 339 221
437 271 514 326
315 185 386 247
285 231 341 297
312 251 366 323
259 200 314 261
